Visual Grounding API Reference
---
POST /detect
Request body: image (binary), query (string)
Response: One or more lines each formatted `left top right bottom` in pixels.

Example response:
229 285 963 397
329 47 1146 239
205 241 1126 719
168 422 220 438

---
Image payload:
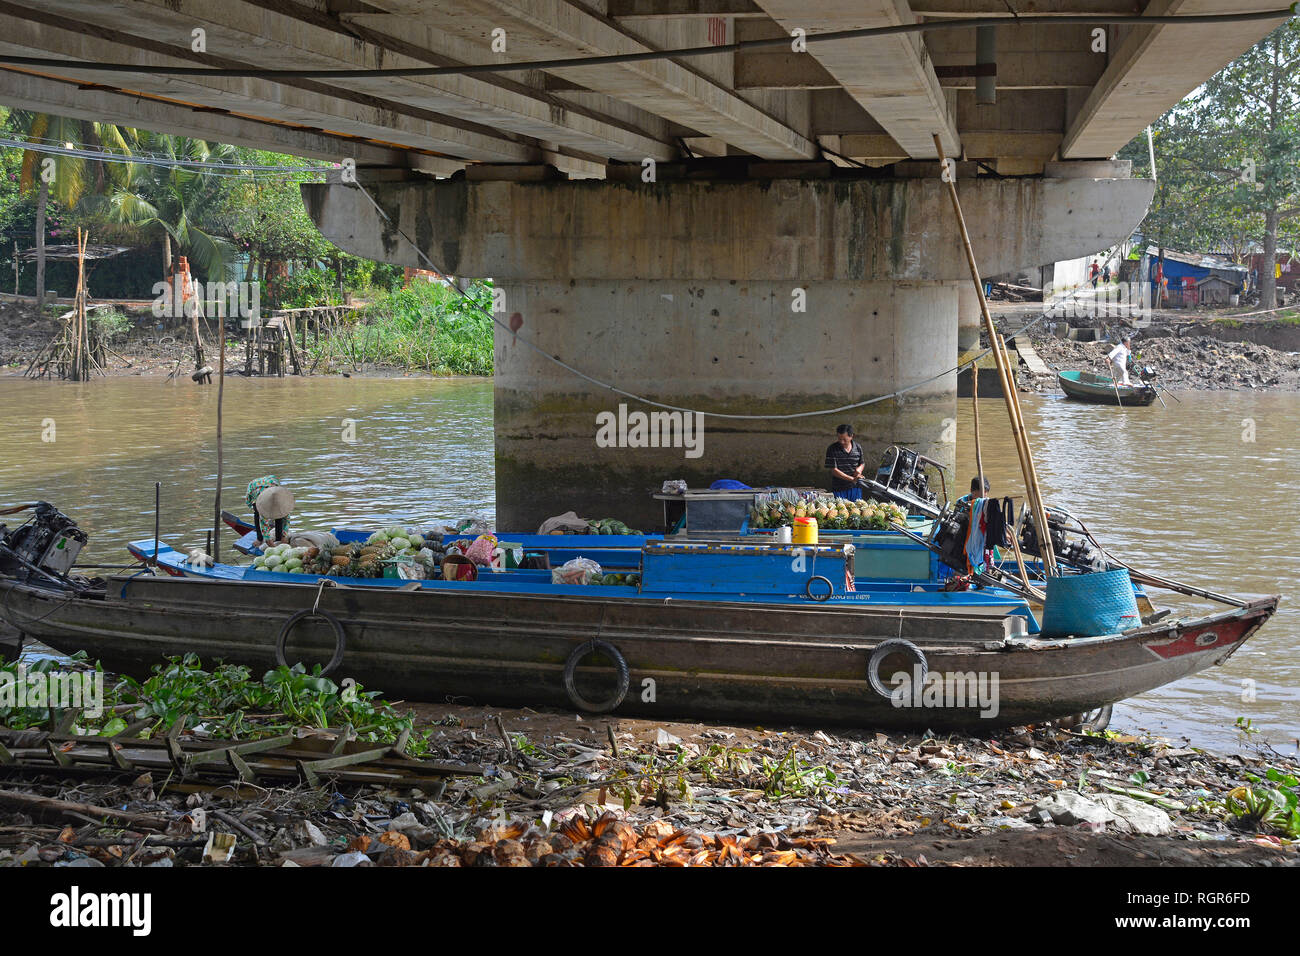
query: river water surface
0 375 1294 753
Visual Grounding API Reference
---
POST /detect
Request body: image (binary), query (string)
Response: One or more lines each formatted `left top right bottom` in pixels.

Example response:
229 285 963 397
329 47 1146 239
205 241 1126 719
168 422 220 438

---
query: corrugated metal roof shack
1143 247 1247 307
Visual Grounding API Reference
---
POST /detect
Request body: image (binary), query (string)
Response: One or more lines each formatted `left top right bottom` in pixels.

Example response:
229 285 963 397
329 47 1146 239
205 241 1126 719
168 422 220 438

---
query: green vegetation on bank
0 652 431 755
0 108 497 373
304 279 495 375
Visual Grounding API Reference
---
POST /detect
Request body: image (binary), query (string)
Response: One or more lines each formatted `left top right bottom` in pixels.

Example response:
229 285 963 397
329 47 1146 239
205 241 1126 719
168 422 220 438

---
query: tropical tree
83 131 236 282
3 110 130 314
1122 21 1300 308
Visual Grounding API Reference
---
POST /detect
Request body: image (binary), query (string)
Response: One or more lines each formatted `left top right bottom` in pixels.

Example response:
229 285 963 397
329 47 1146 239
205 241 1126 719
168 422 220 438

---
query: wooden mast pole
932 135 1058 576
213 304 227 562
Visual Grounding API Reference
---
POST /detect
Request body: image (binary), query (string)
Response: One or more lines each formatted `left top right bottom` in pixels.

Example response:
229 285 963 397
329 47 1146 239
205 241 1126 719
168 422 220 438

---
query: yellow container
792 516 818 545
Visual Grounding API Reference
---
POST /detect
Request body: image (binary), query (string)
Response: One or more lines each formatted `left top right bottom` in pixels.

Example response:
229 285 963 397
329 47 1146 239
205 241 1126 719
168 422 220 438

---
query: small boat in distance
1058 369 1159 406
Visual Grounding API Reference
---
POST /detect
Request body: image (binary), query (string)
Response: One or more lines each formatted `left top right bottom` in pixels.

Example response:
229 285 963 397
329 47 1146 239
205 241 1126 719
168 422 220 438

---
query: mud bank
1 689 1294 868
1012 312 1300 392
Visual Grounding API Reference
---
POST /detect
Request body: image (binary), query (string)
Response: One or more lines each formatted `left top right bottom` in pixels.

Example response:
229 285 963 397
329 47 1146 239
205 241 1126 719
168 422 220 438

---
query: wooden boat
212 510 1158 618
2 534 1277 729
1058 370 1158 406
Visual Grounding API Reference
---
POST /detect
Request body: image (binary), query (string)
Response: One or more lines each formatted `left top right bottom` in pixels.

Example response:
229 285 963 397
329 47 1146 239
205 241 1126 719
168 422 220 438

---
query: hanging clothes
985 498 1010 551
964 498 989 573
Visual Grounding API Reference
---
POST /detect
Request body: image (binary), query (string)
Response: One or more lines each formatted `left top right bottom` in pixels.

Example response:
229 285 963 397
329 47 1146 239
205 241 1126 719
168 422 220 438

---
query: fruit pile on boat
249 526 445 578
749 496 907 531
583 518 642 535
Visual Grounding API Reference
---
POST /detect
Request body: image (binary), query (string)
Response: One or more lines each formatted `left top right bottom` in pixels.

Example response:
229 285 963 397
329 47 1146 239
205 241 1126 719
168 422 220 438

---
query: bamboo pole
971 334 985 499
992 328 1059 572
213 317 226 562
933 134 1058 576
71 230 84 381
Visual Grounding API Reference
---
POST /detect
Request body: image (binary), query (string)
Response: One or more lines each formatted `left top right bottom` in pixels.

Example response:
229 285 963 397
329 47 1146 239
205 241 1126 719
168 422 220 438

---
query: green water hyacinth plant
108 654 417 744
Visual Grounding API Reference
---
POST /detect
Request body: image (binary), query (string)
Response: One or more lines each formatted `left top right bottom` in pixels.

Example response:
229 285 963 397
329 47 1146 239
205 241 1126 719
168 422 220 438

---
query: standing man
1106 335 1133 385
825 424 865 500
1089 261 1100 288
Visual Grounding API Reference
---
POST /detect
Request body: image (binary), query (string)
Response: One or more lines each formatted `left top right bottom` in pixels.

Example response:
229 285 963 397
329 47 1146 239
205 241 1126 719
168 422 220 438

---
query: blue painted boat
5 527 1276 729
130 537 1039 631
215 510 1154 614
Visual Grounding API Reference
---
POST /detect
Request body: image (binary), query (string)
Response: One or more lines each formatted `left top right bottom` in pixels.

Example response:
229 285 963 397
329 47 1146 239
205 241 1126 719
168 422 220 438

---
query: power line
0 136 331 178
0 11 1292 81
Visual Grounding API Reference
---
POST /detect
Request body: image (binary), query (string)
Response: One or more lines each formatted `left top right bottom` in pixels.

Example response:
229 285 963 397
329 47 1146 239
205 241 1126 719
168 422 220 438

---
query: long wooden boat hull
0 574 1276 730
1058 370 1159 406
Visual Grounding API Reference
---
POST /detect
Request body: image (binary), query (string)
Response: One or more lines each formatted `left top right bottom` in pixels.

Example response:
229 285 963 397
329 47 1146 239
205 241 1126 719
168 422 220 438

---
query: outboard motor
859 445 948 517
0 502 88 582
1017 506 1110 573
929 504 971 572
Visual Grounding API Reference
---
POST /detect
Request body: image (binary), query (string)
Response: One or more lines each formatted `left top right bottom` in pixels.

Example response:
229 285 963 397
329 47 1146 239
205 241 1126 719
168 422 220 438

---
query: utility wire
0 11 1292 81
0 136 331 178
348 180 1089 422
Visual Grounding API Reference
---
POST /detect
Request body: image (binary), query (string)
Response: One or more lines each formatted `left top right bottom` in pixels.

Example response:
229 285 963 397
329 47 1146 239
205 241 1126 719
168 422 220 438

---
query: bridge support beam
304 168 1152 530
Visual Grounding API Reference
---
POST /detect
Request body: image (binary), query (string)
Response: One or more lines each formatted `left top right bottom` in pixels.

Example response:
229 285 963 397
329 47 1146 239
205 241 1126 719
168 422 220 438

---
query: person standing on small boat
825 424 866 500
1107 336 1133 385
246 476 294 544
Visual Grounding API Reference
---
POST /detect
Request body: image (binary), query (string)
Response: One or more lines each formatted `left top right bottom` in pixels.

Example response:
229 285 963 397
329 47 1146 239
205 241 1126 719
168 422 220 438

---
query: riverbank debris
2 702 1296 867
0 723 481 789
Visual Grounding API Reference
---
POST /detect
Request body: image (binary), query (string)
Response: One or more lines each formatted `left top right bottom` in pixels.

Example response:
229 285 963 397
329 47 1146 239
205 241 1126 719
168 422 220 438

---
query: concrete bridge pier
957 284 982 353
492 277 959 530
304 163 1151 531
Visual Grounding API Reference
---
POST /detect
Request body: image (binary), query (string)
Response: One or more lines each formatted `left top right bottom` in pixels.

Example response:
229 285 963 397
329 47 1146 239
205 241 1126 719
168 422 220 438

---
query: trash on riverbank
2 684 1296 866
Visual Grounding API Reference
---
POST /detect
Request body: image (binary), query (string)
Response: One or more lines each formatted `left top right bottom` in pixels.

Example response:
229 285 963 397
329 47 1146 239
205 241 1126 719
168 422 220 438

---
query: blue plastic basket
1040 568 1141 638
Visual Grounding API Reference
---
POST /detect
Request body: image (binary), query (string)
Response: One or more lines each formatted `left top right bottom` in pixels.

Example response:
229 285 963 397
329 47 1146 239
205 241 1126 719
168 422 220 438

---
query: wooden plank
185 734 296 769
331 724 352 756
45 740 72 768
117 718 155 738
227 749 258 783
103 740 134 771
298 747 392 788
51 708 81 737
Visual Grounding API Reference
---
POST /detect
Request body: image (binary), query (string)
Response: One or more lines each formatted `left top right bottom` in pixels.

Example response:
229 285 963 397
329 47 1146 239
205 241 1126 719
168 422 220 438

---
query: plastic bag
537 511 591 535
288 531 339 551
552 557 601 586
464 533 498 565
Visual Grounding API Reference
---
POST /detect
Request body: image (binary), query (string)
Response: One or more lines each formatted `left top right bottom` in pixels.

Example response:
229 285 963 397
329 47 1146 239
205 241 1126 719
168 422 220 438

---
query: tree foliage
1121 21 1300 307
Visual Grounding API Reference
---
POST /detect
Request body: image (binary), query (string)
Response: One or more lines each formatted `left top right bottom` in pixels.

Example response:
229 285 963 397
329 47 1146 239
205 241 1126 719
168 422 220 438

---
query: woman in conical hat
246 475 294 543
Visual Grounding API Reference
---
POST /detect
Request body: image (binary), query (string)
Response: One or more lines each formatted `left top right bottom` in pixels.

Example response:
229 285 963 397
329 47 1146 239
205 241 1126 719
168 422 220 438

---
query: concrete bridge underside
0 0 1283 527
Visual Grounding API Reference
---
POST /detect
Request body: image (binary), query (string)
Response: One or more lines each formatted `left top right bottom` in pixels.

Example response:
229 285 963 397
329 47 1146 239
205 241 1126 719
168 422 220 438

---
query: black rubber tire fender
1080 703 1113 733
275 608 347 676
805 575 834 602
563 638 630 713
867 639 928 700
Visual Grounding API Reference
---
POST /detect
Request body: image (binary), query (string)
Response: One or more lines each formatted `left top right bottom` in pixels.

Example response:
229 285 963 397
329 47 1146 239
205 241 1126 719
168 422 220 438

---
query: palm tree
82 132 237 369
85 131 235 282
7 111 130 315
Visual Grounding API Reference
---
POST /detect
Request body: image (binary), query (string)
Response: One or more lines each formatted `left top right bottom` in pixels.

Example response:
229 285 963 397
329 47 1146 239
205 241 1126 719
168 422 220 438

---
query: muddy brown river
0 375 1294 753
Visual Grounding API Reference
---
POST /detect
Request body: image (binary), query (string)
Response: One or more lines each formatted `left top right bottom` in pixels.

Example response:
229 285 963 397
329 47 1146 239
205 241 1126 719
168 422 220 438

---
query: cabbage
390 537 410 551
366 531 389 546
286 558 303 570
386 525 406 539
264 555 282 569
